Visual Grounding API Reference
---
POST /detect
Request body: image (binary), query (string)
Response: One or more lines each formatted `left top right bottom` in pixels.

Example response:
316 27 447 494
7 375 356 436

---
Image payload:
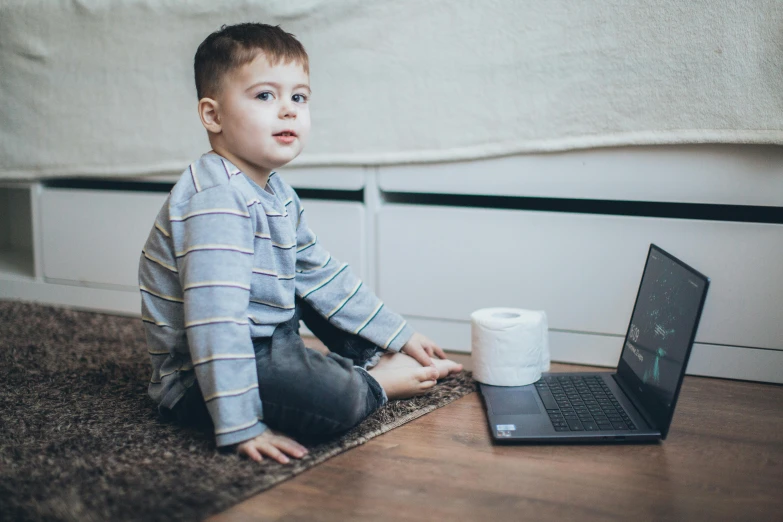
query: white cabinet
2 147 781 382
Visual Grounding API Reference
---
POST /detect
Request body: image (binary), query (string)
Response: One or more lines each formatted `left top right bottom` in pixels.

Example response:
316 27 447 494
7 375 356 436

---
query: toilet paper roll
471 308 550 386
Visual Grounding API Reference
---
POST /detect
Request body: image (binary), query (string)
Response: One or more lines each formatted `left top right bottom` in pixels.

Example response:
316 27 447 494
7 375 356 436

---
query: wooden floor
209 349 783 522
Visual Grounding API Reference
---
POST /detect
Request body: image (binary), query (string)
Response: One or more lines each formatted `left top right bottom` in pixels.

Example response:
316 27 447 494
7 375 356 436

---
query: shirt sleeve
169 184 267 447
292 192 414 352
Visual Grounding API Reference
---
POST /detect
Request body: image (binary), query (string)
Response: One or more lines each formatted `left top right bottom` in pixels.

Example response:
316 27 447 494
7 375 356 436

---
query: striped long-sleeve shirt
138 152 414 447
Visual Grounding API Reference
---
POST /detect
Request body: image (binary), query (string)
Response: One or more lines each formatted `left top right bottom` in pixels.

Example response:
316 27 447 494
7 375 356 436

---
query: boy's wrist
387 323 416 352
214 420 268 448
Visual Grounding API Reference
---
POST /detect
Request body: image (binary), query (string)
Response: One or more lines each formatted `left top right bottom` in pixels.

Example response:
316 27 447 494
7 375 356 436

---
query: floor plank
208 348 783 522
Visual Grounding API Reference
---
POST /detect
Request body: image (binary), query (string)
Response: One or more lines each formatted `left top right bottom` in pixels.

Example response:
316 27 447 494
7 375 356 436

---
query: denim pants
168 298 388 443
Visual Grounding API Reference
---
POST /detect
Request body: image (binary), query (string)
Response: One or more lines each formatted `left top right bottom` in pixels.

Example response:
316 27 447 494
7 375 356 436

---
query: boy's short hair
194 23 309 100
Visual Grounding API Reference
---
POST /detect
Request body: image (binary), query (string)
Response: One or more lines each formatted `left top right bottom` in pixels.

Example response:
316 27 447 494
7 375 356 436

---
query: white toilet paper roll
471 308 551 386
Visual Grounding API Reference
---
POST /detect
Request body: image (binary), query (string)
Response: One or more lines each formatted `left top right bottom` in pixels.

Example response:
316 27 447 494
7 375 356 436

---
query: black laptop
480 244 709 443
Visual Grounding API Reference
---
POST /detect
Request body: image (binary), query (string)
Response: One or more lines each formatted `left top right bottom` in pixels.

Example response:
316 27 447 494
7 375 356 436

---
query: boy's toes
415 366 439 382
434 359 463 377
420 378 437 391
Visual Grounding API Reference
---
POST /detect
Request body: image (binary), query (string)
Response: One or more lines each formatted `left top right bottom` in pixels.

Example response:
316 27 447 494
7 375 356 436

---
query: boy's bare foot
368 352 464 399
368 365 439 400
372 352 463 379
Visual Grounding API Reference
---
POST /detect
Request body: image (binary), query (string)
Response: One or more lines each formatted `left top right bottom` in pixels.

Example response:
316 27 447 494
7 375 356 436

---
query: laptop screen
616 245 709 437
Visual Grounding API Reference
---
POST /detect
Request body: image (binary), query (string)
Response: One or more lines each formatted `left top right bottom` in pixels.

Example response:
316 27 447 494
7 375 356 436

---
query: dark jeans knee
254 332 384 439
261 381 367 438
259 389 366 439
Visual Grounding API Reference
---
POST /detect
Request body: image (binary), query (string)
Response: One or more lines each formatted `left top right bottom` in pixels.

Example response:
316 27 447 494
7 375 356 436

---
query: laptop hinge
612 373 658 431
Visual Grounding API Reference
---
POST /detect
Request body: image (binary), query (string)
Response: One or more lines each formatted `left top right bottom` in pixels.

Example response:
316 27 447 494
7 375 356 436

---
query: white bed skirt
1 0 782 179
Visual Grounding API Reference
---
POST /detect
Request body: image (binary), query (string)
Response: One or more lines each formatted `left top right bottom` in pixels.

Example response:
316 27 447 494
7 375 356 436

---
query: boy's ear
198 98 222 134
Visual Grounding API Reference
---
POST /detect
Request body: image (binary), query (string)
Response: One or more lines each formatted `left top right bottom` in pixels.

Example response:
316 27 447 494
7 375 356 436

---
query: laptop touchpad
486 388 542 415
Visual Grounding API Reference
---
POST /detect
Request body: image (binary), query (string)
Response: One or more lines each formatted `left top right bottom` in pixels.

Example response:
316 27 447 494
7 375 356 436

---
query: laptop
480 244 710 443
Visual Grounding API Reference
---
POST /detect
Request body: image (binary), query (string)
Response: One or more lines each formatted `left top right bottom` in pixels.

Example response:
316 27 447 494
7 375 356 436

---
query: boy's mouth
273 130 298 145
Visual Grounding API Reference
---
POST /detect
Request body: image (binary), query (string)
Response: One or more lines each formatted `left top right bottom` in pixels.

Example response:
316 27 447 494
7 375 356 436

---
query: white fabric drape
1 0 781 179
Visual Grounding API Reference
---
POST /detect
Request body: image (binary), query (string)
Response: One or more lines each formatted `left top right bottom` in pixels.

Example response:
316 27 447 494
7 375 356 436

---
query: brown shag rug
0 301 476 522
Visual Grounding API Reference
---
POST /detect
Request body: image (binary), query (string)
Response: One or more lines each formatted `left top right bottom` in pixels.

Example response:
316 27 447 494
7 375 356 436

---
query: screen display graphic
621 249 706 408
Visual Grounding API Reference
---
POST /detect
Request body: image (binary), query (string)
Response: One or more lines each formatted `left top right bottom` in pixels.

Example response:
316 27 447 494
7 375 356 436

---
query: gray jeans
168 298 387 443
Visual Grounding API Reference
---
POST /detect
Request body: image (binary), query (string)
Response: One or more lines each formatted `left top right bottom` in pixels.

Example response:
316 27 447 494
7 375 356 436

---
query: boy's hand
401 332 447 368
236 429 308 465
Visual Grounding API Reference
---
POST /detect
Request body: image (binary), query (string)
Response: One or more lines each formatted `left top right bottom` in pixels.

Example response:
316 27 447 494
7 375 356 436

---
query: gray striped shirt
138 153 413 447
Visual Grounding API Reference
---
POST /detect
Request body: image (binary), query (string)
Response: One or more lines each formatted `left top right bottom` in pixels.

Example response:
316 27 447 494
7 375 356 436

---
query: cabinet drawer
40 189 367 288
377 204 783 350
41 188 168 287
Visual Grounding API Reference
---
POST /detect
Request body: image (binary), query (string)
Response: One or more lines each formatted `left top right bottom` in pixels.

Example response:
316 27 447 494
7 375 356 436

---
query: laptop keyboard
535 376 637 432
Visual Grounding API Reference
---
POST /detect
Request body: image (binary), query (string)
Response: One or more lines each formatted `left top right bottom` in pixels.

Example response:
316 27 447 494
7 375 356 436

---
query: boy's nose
279 101 297 119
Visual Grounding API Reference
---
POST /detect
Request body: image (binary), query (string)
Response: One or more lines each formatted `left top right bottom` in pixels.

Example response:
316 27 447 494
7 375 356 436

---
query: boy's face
211 54 311 174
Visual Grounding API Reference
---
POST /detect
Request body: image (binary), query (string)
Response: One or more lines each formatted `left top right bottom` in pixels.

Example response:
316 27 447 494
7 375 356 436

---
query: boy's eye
292 93 308 103
256 91 273 101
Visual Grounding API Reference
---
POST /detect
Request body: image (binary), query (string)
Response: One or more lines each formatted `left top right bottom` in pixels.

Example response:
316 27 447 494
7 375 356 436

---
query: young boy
138 23 462 464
